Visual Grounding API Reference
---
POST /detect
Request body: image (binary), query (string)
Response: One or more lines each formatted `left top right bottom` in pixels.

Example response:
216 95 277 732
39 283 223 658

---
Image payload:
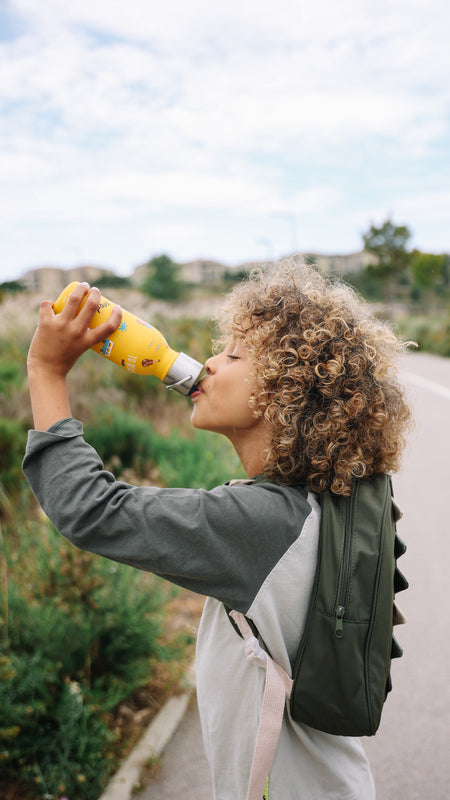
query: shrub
0 521 182 800
0 418 27 496
0 647 113 797
94 275 132 290
84 405 244 488
152 427 244 489
0 360 23 395
84 405 157 475
396 313 450 357
0 280 26 295
141 254 186 300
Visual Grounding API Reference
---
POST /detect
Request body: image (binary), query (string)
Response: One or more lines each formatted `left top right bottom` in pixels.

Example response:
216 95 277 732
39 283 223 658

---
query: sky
0 0 449 282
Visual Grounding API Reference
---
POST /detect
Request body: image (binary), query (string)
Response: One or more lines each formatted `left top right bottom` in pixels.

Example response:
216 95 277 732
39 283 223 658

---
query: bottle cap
163 352 204 395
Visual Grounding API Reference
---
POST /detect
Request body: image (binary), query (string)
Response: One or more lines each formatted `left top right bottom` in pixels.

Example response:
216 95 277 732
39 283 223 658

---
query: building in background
17 251 376 295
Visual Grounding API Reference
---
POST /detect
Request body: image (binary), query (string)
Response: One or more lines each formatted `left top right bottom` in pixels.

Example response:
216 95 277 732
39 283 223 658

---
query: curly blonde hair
214 259 413 495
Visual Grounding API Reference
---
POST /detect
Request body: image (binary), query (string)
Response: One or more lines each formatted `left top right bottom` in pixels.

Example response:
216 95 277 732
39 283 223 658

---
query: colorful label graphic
100 339 114 356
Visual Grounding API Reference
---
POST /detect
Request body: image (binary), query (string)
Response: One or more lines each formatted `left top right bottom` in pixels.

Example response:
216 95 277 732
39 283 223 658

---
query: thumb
39 299 56 320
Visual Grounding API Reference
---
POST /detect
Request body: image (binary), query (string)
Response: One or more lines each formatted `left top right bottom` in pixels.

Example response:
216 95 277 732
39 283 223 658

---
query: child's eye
227 354 240 360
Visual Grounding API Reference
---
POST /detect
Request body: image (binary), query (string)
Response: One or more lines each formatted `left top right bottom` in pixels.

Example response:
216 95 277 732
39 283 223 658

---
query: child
23 260 412 799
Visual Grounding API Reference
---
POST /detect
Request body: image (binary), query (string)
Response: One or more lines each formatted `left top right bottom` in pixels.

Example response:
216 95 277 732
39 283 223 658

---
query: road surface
141 351 450 800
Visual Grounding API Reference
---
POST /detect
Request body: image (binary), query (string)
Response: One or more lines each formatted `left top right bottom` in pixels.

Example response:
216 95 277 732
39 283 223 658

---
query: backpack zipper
335 486 356 637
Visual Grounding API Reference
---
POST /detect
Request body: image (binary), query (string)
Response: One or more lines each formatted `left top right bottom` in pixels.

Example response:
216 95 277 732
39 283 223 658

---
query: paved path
141 352 450 800
362 352 450 799
138 695 212 800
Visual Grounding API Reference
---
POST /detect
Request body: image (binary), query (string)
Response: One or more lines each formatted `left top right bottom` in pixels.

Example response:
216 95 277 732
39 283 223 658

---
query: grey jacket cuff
24 417 84 459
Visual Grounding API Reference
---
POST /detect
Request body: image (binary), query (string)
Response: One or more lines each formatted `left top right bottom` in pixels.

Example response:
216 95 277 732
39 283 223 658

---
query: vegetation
84 405 242 488
141 254 186 300
340 218 450 356
0 419 27 495
355 218 450 308
1 519 182 799
94 274 133 290
395 312 450 358
0 279 26 296
363 219 412 293
223 266 251 285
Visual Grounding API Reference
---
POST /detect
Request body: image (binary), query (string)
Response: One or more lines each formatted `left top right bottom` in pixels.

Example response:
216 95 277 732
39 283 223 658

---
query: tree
141 254 185 301
95 275 132 290
363 219 412 300
0 280 25 304
410 251 446 290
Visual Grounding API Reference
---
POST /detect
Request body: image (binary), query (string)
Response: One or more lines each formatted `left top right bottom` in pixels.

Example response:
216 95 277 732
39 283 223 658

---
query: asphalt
98 684 212 800
138 695 212 800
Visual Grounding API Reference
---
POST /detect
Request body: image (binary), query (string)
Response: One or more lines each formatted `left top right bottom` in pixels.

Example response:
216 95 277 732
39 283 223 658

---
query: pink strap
230 611 293 800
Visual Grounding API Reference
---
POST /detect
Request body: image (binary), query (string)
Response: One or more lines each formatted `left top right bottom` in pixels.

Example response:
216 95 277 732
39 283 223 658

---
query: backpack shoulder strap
229 611 292 800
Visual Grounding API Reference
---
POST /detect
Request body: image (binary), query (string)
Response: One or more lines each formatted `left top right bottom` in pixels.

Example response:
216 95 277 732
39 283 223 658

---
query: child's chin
190 411 213 433
190 408 202 428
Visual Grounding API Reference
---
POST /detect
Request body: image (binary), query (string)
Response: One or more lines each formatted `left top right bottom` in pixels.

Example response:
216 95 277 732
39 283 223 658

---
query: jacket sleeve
22 418 309 611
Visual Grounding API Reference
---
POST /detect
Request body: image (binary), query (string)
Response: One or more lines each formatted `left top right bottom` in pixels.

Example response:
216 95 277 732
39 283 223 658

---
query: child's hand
27 282 122 379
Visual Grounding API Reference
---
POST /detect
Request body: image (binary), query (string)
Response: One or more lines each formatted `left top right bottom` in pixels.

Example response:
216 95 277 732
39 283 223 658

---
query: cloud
5 0 449 151
0 0 448 278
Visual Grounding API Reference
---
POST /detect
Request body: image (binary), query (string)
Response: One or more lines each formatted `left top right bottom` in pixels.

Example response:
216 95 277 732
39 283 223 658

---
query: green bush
152 427 244 489
94 275 132 290
0 418 27 495
396 313 450 357
85 405 157 475
0 279 26 294
0 521 182 799
0 360 23 395
0 648 113 797
140 254 186 300
84 405 244 487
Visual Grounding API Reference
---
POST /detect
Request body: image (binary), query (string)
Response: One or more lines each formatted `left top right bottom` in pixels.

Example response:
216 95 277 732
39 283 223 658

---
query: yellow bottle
53 282 204 396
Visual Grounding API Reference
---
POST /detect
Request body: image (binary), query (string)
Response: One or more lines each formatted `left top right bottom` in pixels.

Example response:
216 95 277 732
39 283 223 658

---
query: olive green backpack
290 472 408 736
229 473 408 738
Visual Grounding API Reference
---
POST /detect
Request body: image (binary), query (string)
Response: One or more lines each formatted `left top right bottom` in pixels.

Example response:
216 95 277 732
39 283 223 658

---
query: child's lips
189 382 205 399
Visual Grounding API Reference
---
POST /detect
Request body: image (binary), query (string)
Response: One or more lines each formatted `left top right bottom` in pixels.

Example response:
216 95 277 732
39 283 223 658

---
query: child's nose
204 355 217 374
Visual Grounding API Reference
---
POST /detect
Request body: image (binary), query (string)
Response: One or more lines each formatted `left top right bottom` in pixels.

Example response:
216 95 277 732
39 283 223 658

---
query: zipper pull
335 605 345 637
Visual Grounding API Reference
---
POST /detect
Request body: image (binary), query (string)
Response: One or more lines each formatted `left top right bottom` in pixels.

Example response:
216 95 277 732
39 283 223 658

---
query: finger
86 304 122 346
76 286 103 327
63 282 90 318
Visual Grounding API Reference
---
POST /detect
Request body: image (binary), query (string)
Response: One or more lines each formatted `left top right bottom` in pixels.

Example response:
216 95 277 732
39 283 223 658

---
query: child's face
190 337 264 445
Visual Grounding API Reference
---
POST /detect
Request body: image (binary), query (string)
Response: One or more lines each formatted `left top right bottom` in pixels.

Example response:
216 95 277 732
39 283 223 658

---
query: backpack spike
394 566 409 593
391 636 404 659
391 497 403 523
385 673 393 697
394 532 407 559
393 601 407 626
